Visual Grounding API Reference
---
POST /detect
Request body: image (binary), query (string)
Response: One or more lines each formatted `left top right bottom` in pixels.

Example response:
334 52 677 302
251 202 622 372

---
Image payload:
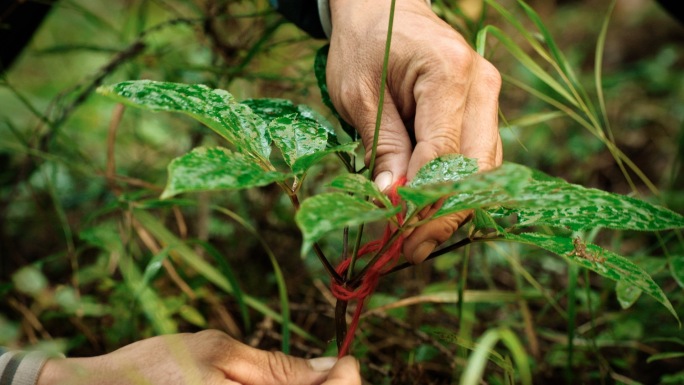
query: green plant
96 31 684 379
3 0 683 383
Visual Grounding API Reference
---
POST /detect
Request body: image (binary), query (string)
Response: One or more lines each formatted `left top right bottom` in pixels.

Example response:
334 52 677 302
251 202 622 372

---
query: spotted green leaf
294 104 339 145
503 181 684 231
161 147 289 199
399 162 532 208
408 154 479 188
242 98 344 151
505 232 679 323
268 114 328 169
295 192 400 255
400 159 684 233
241 98 299 123
328 173 392 208
292 142 358 175
472 208 504 234
98 80 271 161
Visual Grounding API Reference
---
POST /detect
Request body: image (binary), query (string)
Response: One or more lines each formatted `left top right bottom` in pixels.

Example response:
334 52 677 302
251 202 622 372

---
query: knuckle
196 329 231 345
333 78 377 126
373 140 405 158
417 131 461 156
431 42 476 77
363 130 408 162
477 59 502 92
193 329 236 362
264 351 296 384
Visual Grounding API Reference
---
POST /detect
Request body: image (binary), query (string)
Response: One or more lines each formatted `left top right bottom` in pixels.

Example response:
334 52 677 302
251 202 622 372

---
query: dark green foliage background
1 1 683 384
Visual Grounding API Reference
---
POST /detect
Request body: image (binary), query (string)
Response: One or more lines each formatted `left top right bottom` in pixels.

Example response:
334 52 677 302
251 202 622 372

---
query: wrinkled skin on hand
327 0 503 264
38 330 361 385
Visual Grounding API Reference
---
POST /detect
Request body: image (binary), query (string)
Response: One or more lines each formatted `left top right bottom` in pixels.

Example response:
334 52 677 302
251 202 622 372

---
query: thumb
230 349 334 385
357 93 412 193
322 356 362 385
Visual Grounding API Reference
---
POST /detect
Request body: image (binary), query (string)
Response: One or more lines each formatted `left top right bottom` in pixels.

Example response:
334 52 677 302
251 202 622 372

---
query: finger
407 40 474 179
459 56 502 171
350 90 413 193
403 210 472 264
323 356 362 385
225 346 331 385
405 52 501 263
495 134 503 167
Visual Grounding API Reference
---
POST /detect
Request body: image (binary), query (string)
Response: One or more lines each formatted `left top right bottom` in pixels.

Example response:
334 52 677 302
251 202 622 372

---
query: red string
331 176 407 357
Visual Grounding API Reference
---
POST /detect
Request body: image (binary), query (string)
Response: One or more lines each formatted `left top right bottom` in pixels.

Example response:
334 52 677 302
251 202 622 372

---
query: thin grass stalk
487 241 568 319
459 327 532 385
594 0 617 141
503 75 658 194
512 253 540 358
212 206 292 353
346 0 397 280
192 240 252 332
43 165 80 301
489 1 657 195
476 25 578 108
584 269 608 384
482 1 614 152
566 263 579 384
483 0 588 110
456 244 472 365
367 0 397 176
515 0 600 120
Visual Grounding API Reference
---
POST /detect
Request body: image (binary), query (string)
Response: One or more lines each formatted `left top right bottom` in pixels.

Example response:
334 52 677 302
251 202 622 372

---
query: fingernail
412 241 436 264
374 171 393 193
308 357 338 372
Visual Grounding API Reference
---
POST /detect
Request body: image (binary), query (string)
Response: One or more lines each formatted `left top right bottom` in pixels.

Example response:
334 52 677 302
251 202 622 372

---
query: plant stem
314 243 343 284
335 299 348 352
283 184 343 283
342 226 349 262
367 0 397 178
348 228 403 287
335 0 397 355
346 223 365 281
382 237 476 276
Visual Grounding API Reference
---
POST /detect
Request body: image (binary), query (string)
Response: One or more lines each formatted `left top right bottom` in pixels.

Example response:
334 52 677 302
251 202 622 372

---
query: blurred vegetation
1 0 683 384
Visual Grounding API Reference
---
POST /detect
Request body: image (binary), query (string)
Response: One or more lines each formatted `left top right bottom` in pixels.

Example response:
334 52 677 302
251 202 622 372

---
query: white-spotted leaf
505 232 679 324
408 154 479 188
295 192 400 255
241 98 298 123
98 80 271 161
162 147 289 198
268 114 327 168
291 142 358 175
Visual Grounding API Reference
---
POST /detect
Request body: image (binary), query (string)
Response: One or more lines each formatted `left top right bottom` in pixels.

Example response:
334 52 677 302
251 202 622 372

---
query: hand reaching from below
327 0 503 263
37 330 361 385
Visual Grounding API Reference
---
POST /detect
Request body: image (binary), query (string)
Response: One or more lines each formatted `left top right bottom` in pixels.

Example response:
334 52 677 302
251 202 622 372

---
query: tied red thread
331 176 407 357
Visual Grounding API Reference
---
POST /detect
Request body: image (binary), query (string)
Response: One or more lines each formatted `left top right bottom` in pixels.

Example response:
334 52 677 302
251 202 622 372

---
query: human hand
37 330 361 385
326 0 503 264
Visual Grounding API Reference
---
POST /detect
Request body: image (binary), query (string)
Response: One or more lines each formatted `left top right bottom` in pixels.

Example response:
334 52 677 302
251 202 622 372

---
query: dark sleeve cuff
270 0 327 39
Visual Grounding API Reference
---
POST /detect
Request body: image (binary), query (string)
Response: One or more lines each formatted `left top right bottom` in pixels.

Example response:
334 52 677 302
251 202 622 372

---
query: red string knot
331 176 407 356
